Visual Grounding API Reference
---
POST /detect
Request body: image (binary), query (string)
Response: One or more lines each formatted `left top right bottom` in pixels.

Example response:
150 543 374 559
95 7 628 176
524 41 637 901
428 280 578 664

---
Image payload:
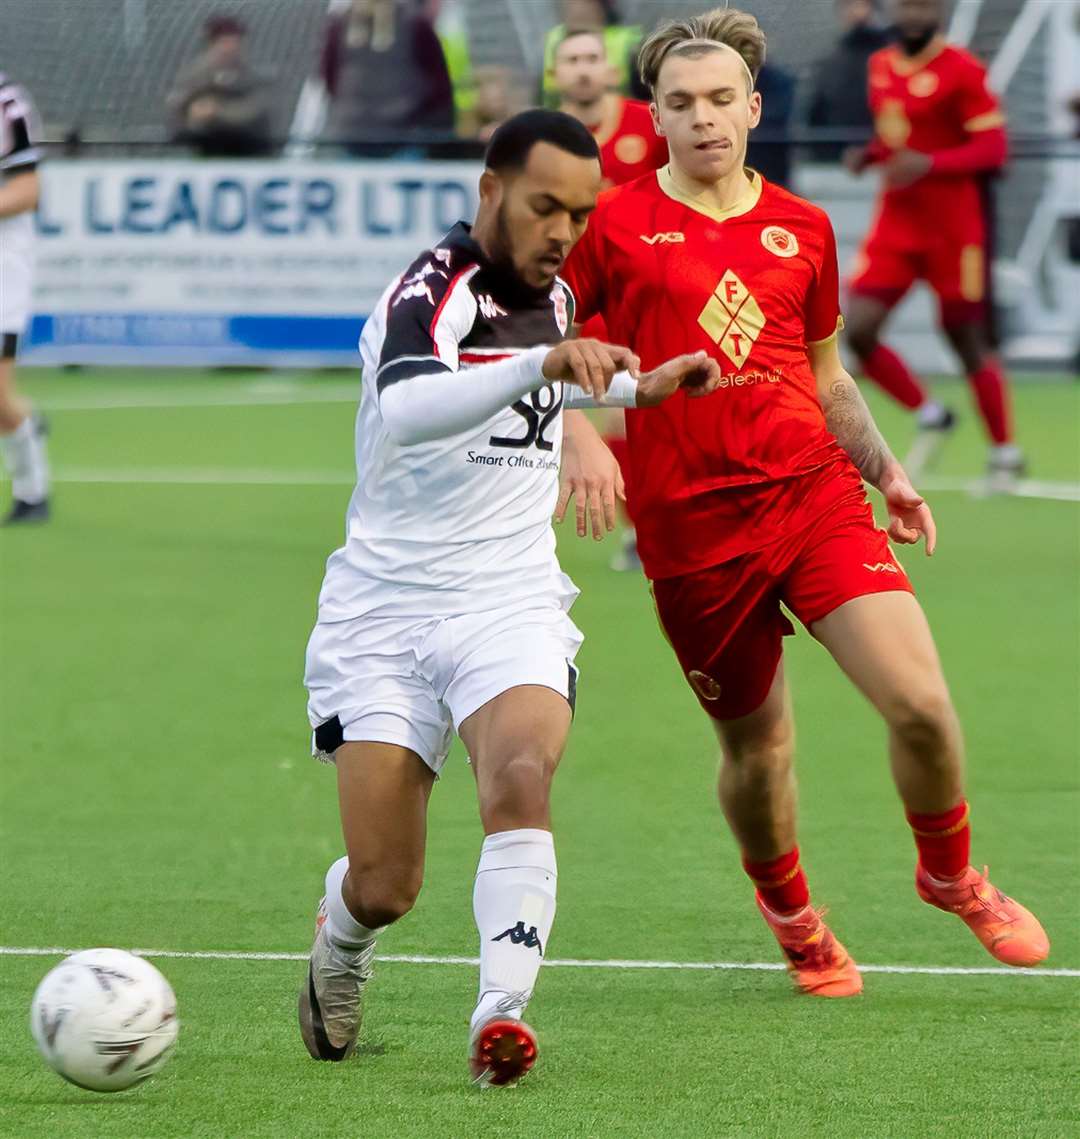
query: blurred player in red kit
563 7 1048 996
552 26 669 569
845 0 1024 487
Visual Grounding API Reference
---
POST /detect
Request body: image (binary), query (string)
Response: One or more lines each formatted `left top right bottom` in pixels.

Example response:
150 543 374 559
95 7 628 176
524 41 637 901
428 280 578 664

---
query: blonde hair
638 7 767 95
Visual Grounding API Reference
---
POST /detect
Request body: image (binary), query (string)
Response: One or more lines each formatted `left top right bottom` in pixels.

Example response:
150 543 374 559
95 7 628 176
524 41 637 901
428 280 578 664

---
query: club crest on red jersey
760 226 799 259
908 71 939 98
551 285 569 336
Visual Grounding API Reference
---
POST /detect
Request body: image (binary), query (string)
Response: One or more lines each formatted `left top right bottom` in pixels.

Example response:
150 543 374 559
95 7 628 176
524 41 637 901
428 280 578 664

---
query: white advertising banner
27 158 481 365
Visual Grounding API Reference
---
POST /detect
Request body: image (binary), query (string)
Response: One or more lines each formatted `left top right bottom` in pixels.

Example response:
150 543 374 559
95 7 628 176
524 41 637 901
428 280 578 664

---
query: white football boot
298 898 376 1061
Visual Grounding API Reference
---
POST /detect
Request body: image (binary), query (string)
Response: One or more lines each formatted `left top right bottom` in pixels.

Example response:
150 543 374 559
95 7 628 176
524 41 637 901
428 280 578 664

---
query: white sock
323 856 381 951
470 828 557 1033
0 414 49 503
915 399 948 429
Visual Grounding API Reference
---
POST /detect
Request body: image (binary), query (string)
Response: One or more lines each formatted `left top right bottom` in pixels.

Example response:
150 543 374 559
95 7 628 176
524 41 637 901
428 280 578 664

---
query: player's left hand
556 414 625 541
880 469 937 555
635 351 722 407
883 149 933 189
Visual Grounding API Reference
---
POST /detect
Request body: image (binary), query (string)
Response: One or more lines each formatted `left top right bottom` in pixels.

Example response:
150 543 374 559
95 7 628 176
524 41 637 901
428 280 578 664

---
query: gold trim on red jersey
964 110 1006 133
806 315 846 348
657 165 762 225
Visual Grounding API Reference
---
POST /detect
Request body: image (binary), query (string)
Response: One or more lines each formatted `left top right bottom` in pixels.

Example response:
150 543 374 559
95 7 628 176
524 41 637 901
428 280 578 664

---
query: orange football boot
756 895 863 997
916 864 1049 967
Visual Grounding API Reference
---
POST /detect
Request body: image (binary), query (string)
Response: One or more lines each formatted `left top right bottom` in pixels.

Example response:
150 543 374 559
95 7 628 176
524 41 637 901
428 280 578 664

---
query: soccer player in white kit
0 73 49 524
299 110 719 1085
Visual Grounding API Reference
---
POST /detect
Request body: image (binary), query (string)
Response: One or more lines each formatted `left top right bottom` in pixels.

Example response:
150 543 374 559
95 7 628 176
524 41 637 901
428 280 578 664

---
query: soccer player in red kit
563 7 1048 996
845 0 1024 486
553 26 670 568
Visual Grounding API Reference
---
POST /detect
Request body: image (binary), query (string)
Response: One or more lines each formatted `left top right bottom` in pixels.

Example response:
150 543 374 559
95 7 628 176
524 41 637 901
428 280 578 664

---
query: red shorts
651 484 914 722
849 207 987 318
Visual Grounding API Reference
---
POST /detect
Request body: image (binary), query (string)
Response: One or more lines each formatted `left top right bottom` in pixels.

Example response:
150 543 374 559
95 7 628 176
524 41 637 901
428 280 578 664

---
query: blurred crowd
163 0 918 175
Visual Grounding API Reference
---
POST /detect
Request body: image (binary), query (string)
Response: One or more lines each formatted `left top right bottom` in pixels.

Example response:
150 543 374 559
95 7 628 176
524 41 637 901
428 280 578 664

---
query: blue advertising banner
27 159 481 366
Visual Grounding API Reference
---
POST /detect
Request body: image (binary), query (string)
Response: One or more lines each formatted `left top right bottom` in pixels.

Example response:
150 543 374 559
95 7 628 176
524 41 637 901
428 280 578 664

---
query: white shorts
0 252 33 336
304 601 584 773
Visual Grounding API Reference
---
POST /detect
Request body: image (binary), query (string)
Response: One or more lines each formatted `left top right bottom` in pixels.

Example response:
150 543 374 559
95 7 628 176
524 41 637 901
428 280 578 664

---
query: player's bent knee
886 687 956 752
345 869 423 929
478 751 554 830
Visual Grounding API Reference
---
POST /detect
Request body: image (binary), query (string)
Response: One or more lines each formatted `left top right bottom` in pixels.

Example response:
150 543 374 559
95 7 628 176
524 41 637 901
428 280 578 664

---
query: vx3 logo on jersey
492 922 544 955
639 232 685 245
863 562 901 574
477 293 509 320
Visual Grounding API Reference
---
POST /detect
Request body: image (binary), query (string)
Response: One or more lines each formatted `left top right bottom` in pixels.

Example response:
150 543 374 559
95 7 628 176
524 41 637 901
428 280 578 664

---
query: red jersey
591 97 669 189
563 169 853 581
867 40 1006 226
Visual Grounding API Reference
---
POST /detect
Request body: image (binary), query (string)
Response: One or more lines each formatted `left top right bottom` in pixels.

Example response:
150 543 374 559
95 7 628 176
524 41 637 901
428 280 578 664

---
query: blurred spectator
748 62 797 188
322 0 454 150
542 1 642 106
425 0 477 136
166 15 273 157
806 0 893 160
550 29 666 188
460 66 523 143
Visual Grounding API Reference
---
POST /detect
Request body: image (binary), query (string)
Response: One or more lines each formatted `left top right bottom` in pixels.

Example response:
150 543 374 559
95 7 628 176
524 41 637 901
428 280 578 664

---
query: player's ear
747 90 763 131
478 168 502 209
650 100 664 137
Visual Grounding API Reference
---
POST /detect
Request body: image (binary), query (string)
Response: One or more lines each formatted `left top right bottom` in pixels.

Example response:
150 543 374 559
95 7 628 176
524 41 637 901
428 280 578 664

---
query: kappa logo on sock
492 922 544 955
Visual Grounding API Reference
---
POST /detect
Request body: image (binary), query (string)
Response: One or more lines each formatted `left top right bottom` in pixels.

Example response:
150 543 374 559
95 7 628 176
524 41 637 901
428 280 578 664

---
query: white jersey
0 74 42 334
316 223 582 622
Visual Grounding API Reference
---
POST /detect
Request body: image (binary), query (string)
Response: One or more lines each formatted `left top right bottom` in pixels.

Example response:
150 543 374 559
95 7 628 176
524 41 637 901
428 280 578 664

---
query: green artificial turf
1 370 1077 1138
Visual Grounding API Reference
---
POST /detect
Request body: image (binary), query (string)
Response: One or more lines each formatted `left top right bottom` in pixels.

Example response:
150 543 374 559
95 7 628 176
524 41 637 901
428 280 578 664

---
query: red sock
860 344 926 410
602 434 637 525
742 847 810 915
968 357 1012 444
907 801 971 880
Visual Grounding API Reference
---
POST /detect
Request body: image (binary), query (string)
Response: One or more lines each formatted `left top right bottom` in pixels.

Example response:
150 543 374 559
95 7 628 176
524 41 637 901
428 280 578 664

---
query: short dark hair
484 109 599 173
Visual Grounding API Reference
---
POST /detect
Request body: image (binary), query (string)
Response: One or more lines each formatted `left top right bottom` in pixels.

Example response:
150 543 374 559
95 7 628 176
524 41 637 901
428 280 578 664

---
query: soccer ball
30 948 178 1092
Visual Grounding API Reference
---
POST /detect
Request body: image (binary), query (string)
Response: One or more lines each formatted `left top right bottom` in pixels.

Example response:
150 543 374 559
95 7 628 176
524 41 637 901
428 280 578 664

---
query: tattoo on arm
822 376 896 487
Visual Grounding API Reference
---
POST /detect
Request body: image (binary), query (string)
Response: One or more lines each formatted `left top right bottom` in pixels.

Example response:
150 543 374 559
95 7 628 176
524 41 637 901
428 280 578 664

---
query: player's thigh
810 592 953 727
445 604 581 822
305 614 454 774
651 556 790 723
709 657 794 764
334 741 435 899
459 685 573 824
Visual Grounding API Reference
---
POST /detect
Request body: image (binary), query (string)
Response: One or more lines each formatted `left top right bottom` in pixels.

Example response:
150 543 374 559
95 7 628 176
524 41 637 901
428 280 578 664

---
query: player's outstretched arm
809 338 937 555
557 412 625 541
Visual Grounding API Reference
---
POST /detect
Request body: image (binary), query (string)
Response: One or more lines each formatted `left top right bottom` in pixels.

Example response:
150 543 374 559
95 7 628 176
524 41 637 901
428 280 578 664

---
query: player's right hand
542 340 640 400
635 351 722 407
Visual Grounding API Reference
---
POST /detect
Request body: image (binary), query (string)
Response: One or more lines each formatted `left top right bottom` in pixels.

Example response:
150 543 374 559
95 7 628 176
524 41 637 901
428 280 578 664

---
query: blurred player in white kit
0 73 49 524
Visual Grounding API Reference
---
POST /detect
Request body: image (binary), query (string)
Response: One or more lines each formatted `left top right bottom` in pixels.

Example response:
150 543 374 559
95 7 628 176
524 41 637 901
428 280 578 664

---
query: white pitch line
52 467 354 487
35 389 359 412
34 468 1080 504
1 946 1077 978
918 475 1080 502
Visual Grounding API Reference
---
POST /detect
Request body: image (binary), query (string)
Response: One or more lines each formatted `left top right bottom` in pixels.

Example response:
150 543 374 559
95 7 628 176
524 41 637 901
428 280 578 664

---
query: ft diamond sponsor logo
698 269 766 368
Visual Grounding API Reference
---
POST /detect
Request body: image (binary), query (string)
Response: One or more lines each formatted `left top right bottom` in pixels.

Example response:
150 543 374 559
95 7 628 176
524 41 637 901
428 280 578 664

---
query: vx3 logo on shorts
492 922 544 954
639 232 685 245
863 562 901 574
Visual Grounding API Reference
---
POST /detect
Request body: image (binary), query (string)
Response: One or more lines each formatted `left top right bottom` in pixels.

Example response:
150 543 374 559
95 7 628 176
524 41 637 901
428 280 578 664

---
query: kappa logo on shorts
863 562 901 575
688 670 723 702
